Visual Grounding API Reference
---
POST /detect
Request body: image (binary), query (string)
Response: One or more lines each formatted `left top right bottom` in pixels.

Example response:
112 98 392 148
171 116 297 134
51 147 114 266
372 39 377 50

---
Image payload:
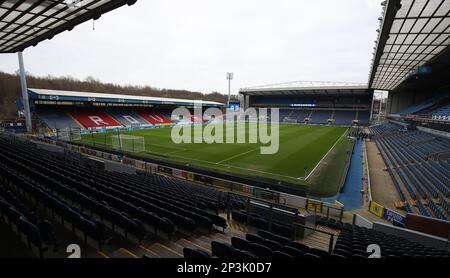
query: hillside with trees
0 71 231 120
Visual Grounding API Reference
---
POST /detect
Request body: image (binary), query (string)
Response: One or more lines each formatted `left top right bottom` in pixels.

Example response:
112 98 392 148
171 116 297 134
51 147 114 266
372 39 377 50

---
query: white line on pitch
303 128 349 180
165 148 188 155
147 142 185 150
162 152 301 181
215 147 260 165
219 163 301 180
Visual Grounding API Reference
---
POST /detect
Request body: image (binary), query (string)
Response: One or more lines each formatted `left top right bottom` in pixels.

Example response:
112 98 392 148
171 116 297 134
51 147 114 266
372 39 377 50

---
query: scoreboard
229 102 240 112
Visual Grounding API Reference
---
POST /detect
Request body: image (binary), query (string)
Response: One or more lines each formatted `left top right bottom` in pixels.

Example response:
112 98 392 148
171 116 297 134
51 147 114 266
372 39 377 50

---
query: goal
57 128 81 141
111 134 145 153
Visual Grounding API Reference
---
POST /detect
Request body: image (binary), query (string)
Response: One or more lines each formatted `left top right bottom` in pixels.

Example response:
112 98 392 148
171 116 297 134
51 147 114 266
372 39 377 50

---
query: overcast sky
0 0 383 95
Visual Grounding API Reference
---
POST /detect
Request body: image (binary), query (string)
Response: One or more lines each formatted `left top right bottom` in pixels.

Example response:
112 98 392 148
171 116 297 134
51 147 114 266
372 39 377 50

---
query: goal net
111 134 145 153
57 128 82 141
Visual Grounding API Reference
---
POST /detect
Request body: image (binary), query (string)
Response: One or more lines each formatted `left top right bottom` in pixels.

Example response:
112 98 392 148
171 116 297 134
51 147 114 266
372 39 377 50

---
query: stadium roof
239 81 371 96
0 0 137 53
369 0 450 91
28 88 225 107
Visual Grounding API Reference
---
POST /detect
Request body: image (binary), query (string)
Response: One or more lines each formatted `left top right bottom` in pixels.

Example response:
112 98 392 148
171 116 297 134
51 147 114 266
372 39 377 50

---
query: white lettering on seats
89 116 109 126
123 115 140 124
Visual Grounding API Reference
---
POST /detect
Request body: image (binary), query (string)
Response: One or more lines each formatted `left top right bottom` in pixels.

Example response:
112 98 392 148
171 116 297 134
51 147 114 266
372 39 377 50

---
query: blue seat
260 239 283 251
248 243 272 258
211 241 235 258
231 237 252 251
183 248 211 258
281 246 304 258
245 233 264 244
233 249 257 259
272 251 294 259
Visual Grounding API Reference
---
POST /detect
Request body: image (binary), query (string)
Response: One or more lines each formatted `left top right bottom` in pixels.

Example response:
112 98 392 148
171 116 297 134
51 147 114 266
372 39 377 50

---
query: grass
80 123 352 197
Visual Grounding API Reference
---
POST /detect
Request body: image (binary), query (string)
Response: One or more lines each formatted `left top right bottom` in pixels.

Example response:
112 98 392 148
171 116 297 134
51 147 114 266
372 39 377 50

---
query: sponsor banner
241 184 254 195
172 169 184 179
369 201 384 218
194 174 212 185
212 179 232 190
186 172 195 181
383 208 406 225
145 163 157 173
253 188 280 203
158 166 172 175
307 199 323 213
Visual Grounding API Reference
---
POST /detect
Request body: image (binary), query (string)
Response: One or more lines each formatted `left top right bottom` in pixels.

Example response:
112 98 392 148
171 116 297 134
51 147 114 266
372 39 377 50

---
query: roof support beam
0 0 138 53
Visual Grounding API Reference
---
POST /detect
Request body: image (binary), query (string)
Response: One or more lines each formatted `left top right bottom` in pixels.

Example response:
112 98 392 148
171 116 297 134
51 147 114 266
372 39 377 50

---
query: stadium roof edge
0 0 137 53
368 0 450 91
28 88 225 107
239 81 371 96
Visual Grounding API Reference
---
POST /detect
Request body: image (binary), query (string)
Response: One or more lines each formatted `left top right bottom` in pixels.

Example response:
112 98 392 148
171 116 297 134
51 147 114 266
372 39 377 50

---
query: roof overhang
0 0 137 53
240 81 371 96
369 0 450 91
28 88 225 107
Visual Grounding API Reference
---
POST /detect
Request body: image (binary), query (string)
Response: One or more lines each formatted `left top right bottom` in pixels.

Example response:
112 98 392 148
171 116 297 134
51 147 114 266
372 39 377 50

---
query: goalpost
111 134 145 153
56 128 82 141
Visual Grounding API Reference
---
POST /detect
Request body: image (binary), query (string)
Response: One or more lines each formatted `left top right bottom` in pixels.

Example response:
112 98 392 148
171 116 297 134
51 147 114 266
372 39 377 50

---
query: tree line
0 71 234 120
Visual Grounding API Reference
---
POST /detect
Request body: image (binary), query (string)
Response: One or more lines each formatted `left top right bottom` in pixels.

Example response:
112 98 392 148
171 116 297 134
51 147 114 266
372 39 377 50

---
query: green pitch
80 124 352 197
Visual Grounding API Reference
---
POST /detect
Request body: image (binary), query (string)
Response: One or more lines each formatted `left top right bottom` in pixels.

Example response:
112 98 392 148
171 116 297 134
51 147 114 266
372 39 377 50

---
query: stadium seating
205 231 333 259
279 109 292 121
289 110 311 123
69 108 122 129
107 108 153 127
0 183 58 257
358 111 370 125
333 111 356 125
310 110 332 124
397 93 450 116
431 104 450 120
333 224 449 258
0 138 234 242
183 247 211 258
370 123 450 220
138 110 173 126
35 106 82 130
280 109 365 126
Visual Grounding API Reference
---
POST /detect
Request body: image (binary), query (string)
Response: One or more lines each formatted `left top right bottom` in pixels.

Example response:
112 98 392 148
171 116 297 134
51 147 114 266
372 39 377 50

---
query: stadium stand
35 106 177 130
137 110 173 126
0 183 58 258
333 111 356 125
431 104 450 121
397 93 450 116
184 227 449 258
69 108 122 130
358 111 370 125
2 126 450 258
0 136 242 243
292 110 311 123
35 106 82 130
370 123 450 220
333 224 449 258
241 84 372 127
310 110 332 125
107 108 153 128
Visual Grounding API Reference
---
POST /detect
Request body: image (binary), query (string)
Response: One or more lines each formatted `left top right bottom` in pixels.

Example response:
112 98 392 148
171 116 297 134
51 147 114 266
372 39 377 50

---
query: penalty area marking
158 150 302 181
215 147 260 165
145 142 188 155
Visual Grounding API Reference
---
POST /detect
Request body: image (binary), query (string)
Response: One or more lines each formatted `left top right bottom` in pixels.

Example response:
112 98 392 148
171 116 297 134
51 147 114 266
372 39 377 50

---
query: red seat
138 111 172 126
70 110 122 129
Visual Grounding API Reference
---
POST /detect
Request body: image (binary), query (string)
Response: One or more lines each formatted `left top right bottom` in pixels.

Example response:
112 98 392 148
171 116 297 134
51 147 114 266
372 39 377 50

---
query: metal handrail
292 222 336 254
